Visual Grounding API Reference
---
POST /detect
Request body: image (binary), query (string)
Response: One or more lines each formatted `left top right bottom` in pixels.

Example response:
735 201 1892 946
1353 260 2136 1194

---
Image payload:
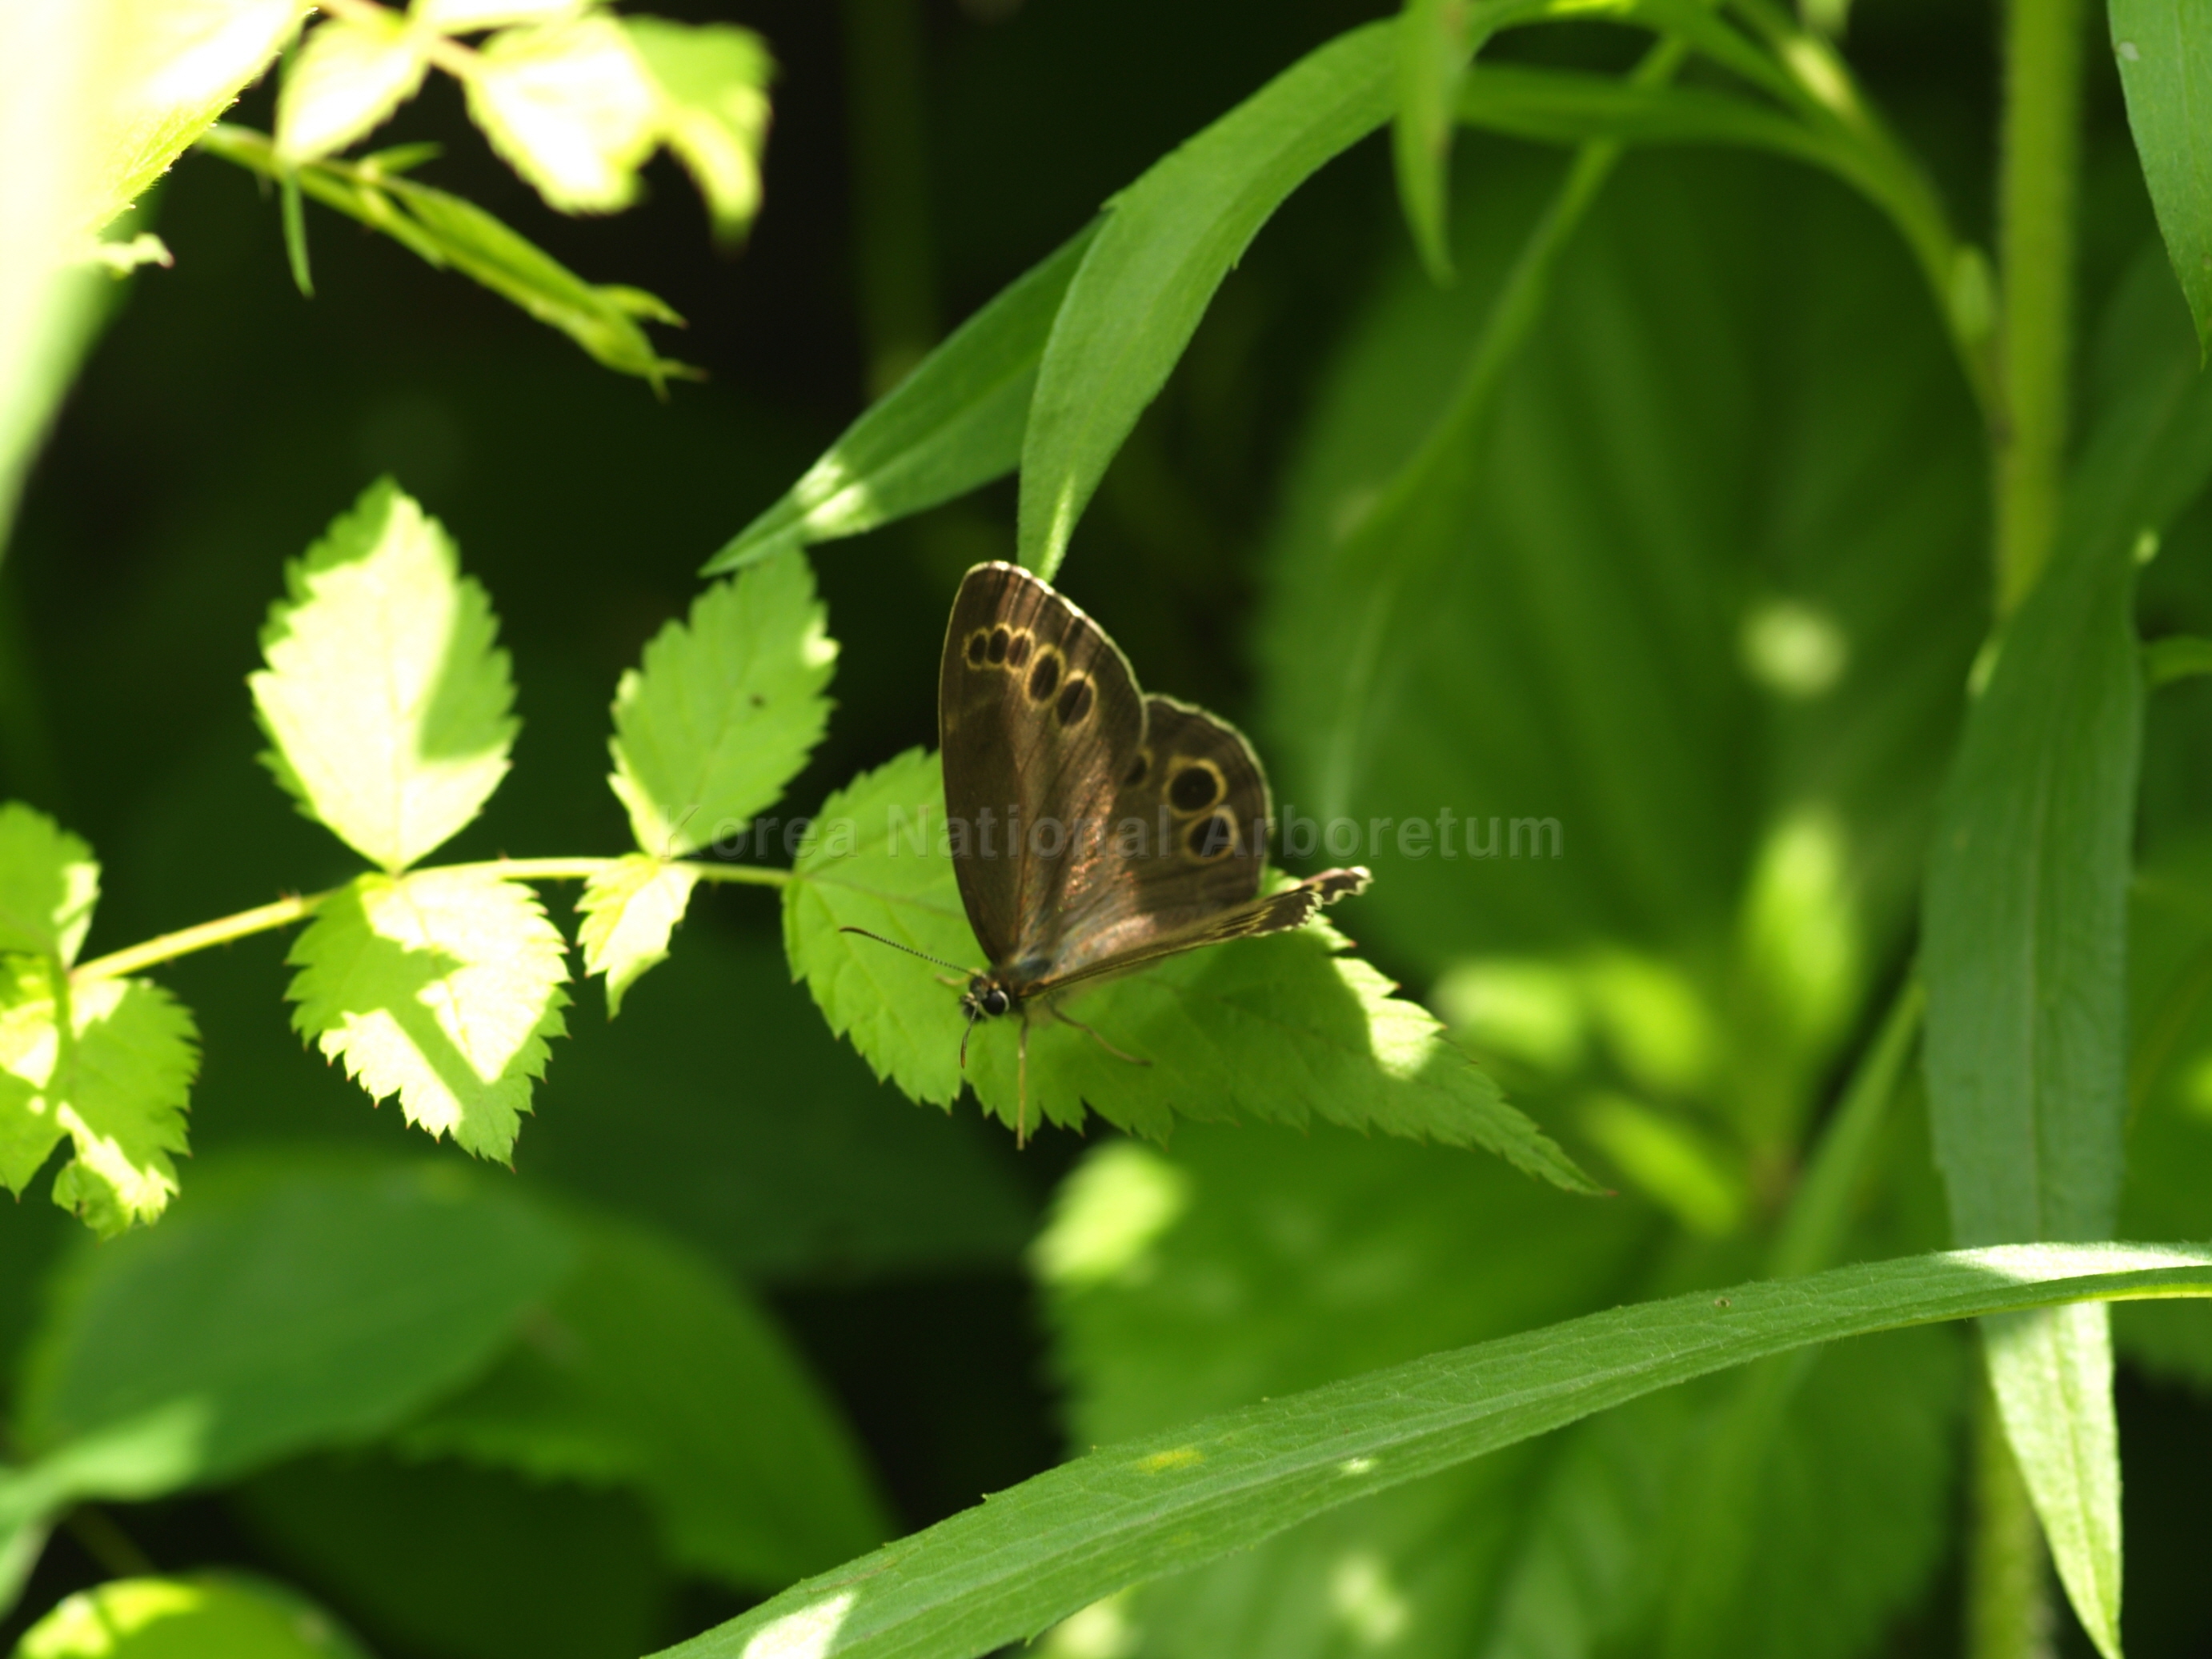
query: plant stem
69 856 792 984
1969 1368 2058 1659
1992 0 2085 616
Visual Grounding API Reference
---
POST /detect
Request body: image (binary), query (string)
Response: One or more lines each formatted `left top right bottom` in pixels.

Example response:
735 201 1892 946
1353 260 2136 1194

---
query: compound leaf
576 856 700 1017
465 14 659 214
274 14 429 166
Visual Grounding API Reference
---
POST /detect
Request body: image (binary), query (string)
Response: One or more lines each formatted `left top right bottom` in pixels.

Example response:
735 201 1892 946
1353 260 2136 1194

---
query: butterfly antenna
840 927 973 976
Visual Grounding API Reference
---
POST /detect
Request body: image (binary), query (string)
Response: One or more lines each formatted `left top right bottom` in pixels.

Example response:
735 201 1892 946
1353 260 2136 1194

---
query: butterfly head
960 976 1015 1024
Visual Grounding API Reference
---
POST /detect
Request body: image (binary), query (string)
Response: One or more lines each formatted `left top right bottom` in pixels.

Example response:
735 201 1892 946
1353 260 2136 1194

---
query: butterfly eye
1055 676 1094 727
1168 762 1224 813
983 987 1011 1016
1185 811 1238 861
1027 651 1060 703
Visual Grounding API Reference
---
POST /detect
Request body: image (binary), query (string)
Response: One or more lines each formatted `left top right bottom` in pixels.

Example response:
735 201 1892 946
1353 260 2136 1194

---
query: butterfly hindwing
938 563 1144 974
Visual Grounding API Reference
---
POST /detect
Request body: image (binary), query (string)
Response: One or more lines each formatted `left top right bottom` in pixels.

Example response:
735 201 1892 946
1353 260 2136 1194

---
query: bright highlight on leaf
0 803 100 968
415 0 585 30
579 855 700 1017
285 868 570 1160
0 961 197 1238
784 750 1593 1188
466 15 662 214
18 1573 371 1659
608 551 837 858
275 14 431 167
250 478 518 874
627 18 774 245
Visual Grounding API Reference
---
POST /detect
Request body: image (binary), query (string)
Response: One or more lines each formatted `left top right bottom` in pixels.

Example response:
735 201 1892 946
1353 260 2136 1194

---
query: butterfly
847 561 1369 1143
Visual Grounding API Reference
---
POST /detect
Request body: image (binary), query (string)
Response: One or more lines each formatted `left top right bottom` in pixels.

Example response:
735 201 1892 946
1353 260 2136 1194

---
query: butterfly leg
1050 1006 1151 1067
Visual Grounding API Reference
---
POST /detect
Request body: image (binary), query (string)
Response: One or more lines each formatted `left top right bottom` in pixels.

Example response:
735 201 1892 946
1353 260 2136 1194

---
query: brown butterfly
848 561 1368 1142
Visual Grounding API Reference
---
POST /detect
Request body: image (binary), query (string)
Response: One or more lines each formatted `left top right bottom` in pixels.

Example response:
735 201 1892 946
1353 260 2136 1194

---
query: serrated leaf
250 478 517 872
285 868 569 1160
274 15 430 166
784 751 1593 1188
2110 1 2212 356
626 18 772 245
466 14 659 214
707 223 1097 575
18 1573 371 1659
0 804 99 968
415 0 583 31
577 855 699 1017
607 552 838 857
2 1157 575 1545
649 1243 2212 1659
396 1212 890 1587
0 961 195 1239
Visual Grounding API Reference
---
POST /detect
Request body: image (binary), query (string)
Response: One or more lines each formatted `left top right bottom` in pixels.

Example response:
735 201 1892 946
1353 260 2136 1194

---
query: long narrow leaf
652 1244 2212 1659
2110 1 2212 355
704 224 1098 574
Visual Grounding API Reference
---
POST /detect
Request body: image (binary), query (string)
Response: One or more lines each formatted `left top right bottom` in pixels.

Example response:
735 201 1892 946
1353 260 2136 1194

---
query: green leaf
607 552 838 857
465 14 660 214
2110 1 2212 356
250 478 517 873
1017 22 1399 577
1394 0 1472 283
274 15 430 166
2145 631 2212 686
1924 241 2212 1659
0 962 196 1239
650 1243 2212 1659
397 1211 891 1587
285 868 570 1160
2 1158 575 1528
16 1573 371 1659
705 224 1098 574
0 804 98 968
196 124 698 387
577 856 699 1017
625 18 773 245
415 0 583 28
787 751 1593 1187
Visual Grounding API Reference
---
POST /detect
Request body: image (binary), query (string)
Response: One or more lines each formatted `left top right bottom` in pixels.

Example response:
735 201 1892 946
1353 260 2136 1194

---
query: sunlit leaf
466 14 659 214
576 855 699 1017
17 1573 371 1659
627 18 773 245
785 751 1593 1187
274 14 430 166
607 552 838 858
284 868 570 1160
0 805 99 968
415 0 583 30
250 478 517 872
397 1212 892 1587
650 1243 2212 1659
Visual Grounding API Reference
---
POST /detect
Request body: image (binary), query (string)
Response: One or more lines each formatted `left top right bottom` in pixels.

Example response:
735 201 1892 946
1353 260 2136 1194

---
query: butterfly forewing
939 563 1144 975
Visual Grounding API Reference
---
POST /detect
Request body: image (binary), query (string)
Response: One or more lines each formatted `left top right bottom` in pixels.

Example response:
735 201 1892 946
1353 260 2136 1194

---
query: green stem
69 856 791 984
1969 1368 2058 1659
1993 0 2085 616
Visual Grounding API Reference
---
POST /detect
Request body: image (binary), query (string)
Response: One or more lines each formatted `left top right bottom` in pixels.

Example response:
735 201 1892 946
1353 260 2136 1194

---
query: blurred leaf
250 478 516 873
0 805 98 968
465 14 659 214
607 552 838 858
576 856 699 1017
2145 633 2212 685
274 15 429 167
196 124 698 387
2 1160 574 1530
525 926 1035 1284
237 1455 666 1659
285 868 570 1160
1393 0 1471 283
1018 21 1398 577
0 963 195 1237
415 0 583 29
653 1244 2212 1659
398 1210 891 1587
707 224 1098 575
1924 226 2212 1659
785 751 1593 1185
1258 151 1981 1143
2110 1 2212 356
626 18 773 246
15 1573 370 1659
